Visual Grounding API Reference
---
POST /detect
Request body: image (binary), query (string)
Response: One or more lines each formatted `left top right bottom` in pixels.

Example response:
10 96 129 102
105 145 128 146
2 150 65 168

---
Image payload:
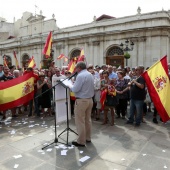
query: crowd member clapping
37 73 52 117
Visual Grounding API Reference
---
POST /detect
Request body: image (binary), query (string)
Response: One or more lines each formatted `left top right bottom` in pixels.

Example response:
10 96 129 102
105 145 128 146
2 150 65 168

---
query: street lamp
120 39 134 66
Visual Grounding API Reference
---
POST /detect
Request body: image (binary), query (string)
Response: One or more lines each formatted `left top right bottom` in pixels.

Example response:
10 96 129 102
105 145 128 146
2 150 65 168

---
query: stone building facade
0 9 170 69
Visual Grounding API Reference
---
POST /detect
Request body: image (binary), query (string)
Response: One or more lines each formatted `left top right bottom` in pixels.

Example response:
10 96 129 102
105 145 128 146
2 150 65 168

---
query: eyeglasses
65 73 68 75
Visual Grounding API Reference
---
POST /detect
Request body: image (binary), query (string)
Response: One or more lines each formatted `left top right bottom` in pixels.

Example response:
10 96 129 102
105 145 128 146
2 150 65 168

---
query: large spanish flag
42 31 52 58
142 55 170 122
0 73 34 111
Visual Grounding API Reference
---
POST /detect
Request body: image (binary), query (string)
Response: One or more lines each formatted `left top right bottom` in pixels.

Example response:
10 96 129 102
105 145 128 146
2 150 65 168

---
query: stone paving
0 111 170 170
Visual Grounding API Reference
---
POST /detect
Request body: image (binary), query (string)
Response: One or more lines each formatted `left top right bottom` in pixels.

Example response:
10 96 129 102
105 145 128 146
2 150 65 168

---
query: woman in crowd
115 71 130 119
100 70 117 126
37 73 52 117
94 70 103 120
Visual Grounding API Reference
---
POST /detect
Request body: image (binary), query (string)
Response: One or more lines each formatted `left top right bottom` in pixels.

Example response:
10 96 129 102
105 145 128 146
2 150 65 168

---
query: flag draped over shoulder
142 55 170 122
0 73 34 111
13 51 20 69
42 31 52 58
28 56 36 68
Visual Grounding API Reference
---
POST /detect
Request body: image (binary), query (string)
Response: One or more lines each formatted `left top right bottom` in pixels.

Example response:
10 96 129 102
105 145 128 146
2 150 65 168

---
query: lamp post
120 39 134 66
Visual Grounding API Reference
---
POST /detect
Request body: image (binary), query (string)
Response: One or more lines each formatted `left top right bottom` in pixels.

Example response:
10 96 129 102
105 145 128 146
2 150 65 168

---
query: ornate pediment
26 14 45 23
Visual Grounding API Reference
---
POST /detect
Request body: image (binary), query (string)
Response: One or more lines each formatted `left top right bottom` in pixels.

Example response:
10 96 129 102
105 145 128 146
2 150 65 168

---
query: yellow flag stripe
46 37 52 56
147 62 170 116
0 77 34 104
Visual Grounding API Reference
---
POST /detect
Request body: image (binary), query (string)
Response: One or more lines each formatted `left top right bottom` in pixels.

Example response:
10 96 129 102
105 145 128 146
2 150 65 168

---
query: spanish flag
42 31 52 58
3 55 8 67
57 54 65 59
28 56 36 68
142 55 170 122
0 73 34 111
68 57 77 73
13 51 20 69
57 54 68 62
77 48 85 62
64 56 68 62
100 89 107 110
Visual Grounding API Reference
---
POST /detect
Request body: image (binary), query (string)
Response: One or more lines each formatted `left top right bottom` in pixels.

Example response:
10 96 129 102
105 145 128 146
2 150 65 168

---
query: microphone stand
57 80 78 145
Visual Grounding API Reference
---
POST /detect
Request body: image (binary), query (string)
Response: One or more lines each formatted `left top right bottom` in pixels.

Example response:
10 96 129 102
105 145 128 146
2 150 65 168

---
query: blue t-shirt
109 72 117 80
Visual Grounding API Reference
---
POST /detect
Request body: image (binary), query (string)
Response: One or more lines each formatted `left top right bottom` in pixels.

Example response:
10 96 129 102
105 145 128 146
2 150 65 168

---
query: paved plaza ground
0 111 170 170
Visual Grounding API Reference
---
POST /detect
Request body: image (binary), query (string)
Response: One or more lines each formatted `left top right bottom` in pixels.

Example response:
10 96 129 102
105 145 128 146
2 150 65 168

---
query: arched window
106 46 124 68
106 46 124 56
3 55 12 67
70 49 81 59
22 54 30 69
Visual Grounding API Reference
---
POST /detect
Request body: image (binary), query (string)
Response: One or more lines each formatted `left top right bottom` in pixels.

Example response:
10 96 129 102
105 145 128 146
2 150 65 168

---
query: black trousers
116 98 127 117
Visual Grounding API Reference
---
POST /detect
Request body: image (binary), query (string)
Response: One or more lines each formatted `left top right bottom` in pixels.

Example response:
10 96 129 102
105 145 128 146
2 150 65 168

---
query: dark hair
27 67 33 71
117 71 125 77
102 70 109 76
9 65 15 70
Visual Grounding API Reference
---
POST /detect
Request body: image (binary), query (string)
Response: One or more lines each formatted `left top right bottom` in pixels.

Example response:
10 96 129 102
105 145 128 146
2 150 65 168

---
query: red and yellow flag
3 55 8 67
100 89 107 110
57 54 68 62
142 55 170 122
28 56 36 68
57 54 65 60
68 57 77 73
13 51 20 69
77 48 85 62
64 57 68 62
42 31 52 58
0 73 34 111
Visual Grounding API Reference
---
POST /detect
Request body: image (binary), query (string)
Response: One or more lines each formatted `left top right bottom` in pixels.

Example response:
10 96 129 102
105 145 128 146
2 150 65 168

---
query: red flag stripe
0 92 34 111
0 73 34 90
42 32 52 57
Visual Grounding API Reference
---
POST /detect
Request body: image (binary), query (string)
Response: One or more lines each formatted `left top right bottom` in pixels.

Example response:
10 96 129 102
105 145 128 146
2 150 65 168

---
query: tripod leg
69 128 78 135
58 128 67 137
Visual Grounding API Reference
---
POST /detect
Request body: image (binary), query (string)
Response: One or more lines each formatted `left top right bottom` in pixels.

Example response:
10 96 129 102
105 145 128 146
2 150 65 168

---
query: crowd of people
1 61 170 146
0 61 165 126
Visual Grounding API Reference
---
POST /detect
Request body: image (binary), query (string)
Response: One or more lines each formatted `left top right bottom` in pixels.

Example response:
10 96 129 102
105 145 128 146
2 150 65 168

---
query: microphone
68 72 77 80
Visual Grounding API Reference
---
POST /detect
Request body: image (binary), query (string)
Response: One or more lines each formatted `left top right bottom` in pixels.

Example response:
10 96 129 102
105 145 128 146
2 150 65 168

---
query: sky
0 0 170 28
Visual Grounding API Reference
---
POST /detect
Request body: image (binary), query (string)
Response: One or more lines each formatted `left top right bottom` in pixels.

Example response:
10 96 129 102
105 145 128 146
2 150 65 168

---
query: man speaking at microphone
69 61 94 147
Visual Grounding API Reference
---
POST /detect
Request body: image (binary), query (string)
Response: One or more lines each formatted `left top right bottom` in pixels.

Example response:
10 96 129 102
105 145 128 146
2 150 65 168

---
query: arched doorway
70 49 81 60
106 46 124 68
22 54 30 70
